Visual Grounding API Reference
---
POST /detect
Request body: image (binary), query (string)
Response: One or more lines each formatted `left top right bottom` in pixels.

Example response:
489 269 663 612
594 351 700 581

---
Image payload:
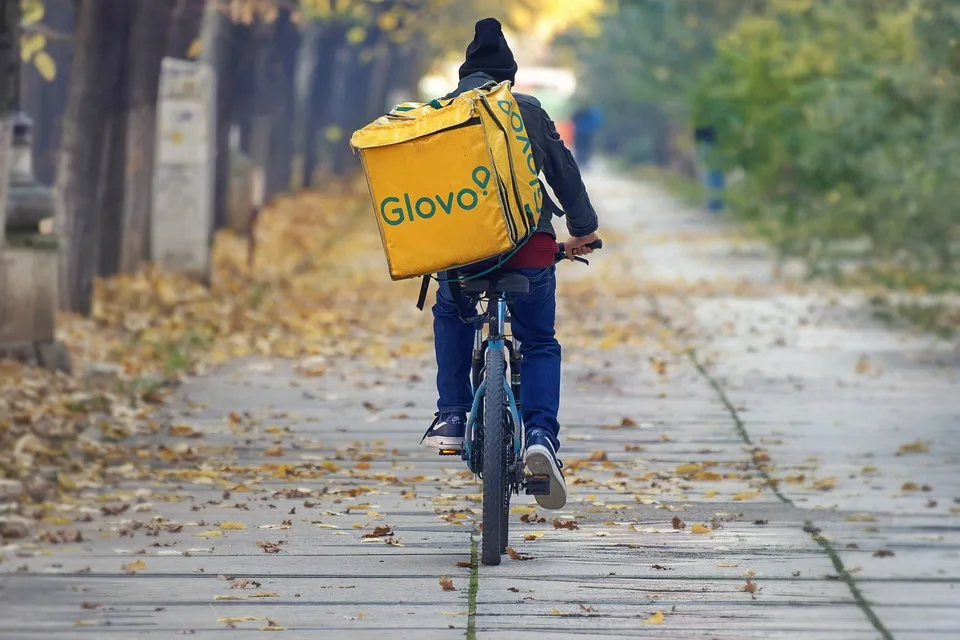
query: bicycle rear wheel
481 345 507 566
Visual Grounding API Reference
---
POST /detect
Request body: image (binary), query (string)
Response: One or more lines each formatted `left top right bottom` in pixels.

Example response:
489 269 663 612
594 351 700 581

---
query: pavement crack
685 346 896 640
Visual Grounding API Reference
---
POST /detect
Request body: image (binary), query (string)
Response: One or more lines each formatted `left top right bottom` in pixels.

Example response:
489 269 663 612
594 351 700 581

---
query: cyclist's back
422 17 601 511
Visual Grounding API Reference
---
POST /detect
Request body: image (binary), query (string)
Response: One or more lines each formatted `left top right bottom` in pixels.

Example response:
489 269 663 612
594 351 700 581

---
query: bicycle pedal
524 474 550 495
438 449 462 457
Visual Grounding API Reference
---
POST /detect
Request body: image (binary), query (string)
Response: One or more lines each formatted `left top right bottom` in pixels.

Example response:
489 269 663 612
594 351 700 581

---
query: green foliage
693 0 960 277
563 0 960 287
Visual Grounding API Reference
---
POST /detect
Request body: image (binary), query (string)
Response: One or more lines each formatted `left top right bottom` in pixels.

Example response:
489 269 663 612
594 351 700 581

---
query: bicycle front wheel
481 345 507 566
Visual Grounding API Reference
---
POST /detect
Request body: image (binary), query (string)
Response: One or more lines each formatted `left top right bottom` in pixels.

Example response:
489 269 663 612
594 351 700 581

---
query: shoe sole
524 444 567 510
423 435 464 451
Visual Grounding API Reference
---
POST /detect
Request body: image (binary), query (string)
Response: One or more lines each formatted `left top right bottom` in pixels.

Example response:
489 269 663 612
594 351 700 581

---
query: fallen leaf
855 356 871 374
579 603 598 612
123 560 147 573
523 532 544 541
897 440 929 455
703 490 718 499
253 592 279 598
552 519 578 530
195 530 224 538
671 516 686 530
651 564 672 571
732 490 761 501
812 477 837 491
439 576 456 591
846 514 876 523
901 482 920 492
219 522 246 530
587 450 608 462
505 546 534 561
739 578 759 595
263 446 284 457
642 611 664 625
363 525 393 539
690 524 711 534
214 595 248 601
873 549 895 558
455 561 472 568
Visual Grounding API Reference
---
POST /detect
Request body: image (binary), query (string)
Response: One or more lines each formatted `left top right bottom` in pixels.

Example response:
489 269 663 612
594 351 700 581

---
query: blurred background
0 0 956 319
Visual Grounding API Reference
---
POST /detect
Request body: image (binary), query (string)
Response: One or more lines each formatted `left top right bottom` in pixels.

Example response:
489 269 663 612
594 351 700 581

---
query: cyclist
421 18 600 510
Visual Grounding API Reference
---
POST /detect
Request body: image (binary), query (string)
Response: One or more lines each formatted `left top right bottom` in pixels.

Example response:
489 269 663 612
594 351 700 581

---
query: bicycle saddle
462 273 530 295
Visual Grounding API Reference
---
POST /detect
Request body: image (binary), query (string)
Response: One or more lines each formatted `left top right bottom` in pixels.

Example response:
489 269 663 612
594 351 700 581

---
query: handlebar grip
587 238 603 250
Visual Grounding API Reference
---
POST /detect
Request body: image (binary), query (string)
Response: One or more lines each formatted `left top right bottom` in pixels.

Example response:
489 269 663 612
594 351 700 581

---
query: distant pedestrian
571 105 603 169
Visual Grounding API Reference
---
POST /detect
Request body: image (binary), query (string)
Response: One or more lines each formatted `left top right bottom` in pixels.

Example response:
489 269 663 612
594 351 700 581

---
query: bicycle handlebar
555 238 603 265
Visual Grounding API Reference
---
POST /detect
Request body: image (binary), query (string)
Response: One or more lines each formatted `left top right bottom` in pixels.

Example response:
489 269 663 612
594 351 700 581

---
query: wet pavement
2 170 958 639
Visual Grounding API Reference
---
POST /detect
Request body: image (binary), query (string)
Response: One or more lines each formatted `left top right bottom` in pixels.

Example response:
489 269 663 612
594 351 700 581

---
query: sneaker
421 413 466 451
524 429 567 510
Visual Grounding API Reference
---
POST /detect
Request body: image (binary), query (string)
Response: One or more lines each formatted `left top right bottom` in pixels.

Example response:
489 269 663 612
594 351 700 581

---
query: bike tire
481 346 506 566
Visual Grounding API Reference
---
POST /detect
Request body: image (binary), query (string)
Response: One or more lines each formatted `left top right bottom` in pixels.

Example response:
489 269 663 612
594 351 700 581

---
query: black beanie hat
458 18 518 84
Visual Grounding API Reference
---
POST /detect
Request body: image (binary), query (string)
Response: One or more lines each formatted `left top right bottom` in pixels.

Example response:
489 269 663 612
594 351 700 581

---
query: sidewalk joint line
685 346 895 640
466 532 479 640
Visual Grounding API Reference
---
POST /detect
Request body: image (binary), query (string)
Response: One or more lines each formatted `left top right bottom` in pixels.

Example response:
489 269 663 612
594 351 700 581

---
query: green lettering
497 99 512 115
380 196 404 226
403 193 414 221
457 188 478 211
510 110 524 133
415 197 436 219
436 192 454 214
516 134 532 155
472 166 491 190
526 152 537 176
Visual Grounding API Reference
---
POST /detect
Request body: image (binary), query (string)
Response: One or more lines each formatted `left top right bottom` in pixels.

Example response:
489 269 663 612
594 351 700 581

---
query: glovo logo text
496 98 543 217
379 166 492 227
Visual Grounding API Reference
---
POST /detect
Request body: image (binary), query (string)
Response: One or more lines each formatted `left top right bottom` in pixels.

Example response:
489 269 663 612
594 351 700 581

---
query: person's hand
565 232 600 258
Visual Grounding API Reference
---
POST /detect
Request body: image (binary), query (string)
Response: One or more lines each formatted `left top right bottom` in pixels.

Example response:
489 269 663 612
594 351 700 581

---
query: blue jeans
433 267 562 451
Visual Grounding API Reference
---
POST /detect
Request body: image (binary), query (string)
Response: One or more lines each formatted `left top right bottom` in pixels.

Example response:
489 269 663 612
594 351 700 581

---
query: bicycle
436 238 602 566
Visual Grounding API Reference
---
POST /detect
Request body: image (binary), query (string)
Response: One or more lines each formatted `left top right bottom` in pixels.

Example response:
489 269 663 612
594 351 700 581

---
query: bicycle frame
463 295 523 477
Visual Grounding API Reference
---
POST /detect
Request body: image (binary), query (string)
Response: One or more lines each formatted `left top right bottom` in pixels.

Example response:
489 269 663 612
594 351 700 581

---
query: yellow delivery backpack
350 81 541 281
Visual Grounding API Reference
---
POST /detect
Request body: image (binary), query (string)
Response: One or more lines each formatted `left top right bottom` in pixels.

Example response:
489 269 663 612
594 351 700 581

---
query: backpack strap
416 275 431 311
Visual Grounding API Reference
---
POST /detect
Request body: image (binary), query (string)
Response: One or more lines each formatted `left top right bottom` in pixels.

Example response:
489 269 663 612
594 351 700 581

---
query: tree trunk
265 11 299 198
96 2 134 278
55 0 111 313
200 0 233 234
303 26 345 187
0 0 19 244
118 0 176 273
292 20 320 190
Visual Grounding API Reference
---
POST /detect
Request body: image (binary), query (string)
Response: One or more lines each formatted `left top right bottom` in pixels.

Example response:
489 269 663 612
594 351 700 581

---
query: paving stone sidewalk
2 170 958 639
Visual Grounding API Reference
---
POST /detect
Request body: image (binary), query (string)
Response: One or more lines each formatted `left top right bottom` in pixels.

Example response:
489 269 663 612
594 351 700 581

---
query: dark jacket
442 72 599 239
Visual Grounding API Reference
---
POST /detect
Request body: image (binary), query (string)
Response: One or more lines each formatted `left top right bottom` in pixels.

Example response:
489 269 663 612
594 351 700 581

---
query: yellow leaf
195 530 224 538
219 521 246 530
691 524 711 534
22 0 44 25
855 356 871 374
260 625 287 631
33 51 56 81
377 12 399 31
42 515 73 526
846 514 876 523
123 559 147 573
897 440 929 455
812 477 837 491
218 616 266 623
20 33 45 61
732 490 761 501
703 490 718 499
694 471 723 481
675 463 702 475
510 505 538 515
187 38 203 58
263 445 284 457
642 611 664 624
346 26 367 44
214 594 247 600
253 591 280 597
523 532 544 541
